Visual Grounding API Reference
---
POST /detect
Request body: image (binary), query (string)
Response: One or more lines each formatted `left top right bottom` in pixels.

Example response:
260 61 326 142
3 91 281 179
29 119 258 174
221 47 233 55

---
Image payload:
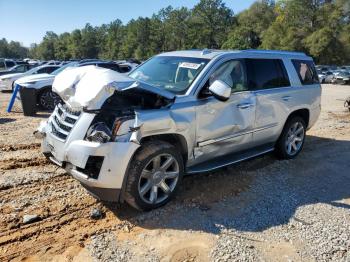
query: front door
193 59 256 164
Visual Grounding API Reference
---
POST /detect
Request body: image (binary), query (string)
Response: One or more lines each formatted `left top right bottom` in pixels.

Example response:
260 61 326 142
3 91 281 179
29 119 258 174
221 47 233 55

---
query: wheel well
140 134 188 164
287 109 310 127
36 86 52 103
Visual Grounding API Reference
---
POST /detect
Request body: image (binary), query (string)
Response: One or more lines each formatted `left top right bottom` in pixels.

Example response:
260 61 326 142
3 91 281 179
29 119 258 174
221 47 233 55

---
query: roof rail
243 49 306 56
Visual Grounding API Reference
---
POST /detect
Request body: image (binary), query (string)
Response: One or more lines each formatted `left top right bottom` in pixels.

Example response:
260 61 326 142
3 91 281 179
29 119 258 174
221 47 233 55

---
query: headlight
24 81 37 85
86 122 112 143
111 116 134 138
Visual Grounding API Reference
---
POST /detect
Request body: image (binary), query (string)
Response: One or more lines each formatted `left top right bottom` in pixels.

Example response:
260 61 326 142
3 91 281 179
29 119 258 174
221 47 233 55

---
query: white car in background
0 65 60 92
16 61 138 111
15 63 78 110
317 72 326 83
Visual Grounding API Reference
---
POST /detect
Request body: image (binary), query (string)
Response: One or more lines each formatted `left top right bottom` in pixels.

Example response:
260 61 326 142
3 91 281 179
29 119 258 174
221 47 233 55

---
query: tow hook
33 130 46 139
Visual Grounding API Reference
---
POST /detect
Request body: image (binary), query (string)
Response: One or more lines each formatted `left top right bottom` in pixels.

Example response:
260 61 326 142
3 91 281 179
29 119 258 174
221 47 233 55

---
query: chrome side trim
49 156 63 167
197 123 278 147
187 147 274 174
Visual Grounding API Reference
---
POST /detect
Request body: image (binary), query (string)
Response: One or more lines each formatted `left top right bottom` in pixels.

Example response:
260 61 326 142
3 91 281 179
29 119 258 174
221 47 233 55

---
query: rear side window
246 59 290 90
38 66 59 74
98 63 121 72
292 60 319 85
5 61 15 68
119 65 132 73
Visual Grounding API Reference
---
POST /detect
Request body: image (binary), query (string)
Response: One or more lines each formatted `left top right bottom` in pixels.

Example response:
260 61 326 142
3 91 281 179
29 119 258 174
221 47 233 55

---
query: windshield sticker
179 62 202 70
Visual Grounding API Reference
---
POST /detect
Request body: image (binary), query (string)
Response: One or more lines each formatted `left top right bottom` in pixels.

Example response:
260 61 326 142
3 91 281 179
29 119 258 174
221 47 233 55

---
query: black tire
123 141 184 211
275 116 306 160
38 89 62 110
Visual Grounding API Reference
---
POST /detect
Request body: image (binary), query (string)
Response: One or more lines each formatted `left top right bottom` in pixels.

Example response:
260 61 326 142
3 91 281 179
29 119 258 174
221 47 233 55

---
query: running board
186 144 274 174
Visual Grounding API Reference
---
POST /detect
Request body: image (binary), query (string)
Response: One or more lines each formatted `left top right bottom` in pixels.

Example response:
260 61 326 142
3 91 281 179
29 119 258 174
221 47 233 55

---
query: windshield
129 56 209 94
25 66 41 75
339 71 350 76
9 65 20 71
51 62 78 75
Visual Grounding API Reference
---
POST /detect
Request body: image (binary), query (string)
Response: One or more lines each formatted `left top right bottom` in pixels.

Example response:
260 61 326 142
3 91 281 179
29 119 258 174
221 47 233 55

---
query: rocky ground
0 85 349 262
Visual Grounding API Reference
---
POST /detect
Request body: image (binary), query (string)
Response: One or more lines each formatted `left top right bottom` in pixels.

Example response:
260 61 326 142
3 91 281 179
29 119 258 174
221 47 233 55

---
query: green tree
55 33 71 60
189 0 234 48
68 29 83 59
81 23 99 58
223 1 275 49
20 0 350 65
37 31 58 60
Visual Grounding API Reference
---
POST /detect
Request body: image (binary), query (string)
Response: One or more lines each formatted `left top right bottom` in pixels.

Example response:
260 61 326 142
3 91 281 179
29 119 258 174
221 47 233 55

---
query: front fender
131 106 196 161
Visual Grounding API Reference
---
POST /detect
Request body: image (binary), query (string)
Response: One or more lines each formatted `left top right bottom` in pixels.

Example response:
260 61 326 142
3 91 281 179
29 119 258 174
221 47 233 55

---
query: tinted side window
38 66 58 74
98 63 121 72
14 65 26 72
292 60 319 85
5 61 15 67
246 59 290 90
209 59 248 92
37 68 47 74
119 65 131 73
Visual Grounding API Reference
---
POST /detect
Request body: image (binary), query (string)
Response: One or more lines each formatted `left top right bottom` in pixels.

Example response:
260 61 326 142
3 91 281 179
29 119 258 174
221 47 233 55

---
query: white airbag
52 66 135 110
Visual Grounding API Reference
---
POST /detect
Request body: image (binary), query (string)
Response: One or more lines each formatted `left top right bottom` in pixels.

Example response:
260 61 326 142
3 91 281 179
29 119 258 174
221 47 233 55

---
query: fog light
33 130 46 139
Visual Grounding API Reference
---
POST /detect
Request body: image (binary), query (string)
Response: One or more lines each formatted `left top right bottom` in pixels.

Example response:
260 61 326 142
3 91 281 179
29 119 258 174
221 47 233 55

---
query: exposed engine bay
85 87 174 143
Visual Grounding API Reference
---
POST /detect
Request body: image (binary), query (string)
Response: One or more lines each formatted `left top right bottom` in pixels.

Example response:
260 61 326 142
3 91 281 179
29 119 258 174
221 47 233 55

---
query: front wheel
38 89 62 110
275 116 306 159
123 141 183 211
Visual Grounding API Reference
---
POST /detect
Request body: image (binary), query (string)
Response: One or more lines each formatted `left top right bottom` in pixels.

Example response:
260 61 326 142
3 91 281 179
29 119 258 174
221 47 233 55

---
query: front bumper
80 183 121 202
42 129 140 202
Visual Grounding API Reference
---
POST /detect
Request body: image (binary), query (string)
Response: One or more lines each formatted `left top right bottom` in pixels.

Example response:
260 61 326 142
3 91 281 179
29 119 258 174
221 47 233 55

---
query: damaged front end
37 66 177 202
84 84 175 144
51 65 176 145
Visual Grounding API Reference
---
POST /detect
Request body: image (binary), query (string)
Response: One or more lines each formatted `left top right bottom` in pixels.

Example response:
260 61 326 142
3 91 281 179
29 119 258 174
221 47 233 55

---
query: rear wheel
38 89 61 110
275 116 306 159
123 141 183 211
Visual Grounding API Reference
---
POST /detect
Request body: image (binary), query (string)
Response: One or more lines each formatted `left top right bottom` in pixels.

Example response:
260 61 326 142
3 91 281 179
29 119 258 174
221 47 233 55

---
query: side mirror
209 80 231 101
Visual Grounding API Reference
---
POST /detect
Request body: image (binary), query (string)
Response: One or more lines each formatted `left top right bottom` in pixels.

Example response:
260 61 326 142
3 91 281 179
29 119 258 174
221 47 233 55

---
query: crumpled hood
52 65 175 110
16 73 53 84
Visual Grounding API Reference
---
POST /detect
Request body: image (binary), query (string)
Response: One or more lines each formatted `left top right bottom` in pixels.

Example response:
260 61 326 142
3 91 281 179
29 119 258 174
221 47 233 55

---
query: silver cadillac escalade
36 50 321 210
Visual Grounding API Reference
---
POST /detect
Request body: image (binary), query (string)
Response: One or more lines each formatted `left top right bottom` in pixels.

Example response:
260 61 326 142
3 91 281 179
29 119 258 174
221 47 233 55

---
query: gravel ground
0 85 349 261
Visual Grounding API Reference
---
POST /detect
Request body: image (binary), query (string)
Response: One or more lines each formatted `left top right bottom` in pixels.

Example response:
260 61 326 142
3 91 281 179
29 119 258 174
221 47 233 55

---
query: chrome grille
50 104 81 141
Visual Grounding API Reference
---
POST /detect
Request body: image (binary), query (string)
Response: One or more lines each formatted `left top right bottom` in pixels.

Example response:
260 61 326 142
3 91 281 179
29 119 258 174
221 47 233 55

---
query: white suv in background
0 65 59 92
16 61 138 111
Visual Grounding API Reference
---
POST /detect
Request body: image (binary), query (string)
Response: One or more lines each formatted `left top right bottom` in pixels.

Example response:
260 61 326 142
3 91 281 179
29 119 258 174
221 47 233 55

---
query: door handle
237 103 254 109
282 95 292 101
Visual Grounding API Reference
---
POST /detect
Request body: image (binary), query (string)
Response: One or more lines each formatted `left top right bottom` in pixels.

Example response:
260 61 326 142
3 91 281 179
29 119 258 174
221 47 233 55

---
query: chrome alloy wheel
138 153 179 204
285 121 305 156
40 91 61 110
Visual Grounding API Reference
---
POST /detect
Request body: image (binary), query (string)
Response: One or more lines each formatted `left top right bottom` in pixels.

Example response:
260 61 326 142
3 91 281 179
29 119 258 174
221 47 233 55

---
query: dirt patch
0 157 50 170
0 143 41 152
0 86 350 261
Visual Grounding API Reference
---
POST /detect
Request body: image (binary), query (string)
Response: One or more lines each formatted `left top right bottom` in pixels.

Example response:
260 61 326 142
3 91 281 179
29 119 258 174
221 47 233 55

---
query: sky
0 0 256 47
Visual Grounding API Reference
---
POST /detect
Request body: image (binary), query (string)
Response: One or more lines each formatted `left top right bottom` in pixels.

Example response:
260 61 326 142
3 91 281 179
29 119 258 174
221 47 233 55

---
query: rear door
246 58 292 145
